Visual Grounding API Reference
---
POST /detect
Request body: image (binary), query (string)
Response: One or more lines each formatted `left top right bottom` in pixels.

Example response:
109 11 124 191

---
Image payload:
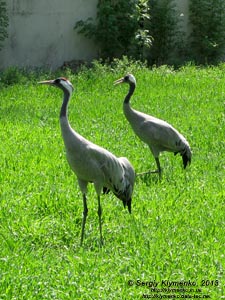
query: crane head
114 74 136 86
38 77 74 95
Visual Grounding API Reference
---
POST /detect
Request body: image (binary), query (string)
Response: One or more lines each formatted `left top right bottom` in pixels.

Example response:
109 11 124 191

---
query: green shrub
74 0 152 61
189 0 225 64
0 67 54 86
0 67 24 86
147 0 185 66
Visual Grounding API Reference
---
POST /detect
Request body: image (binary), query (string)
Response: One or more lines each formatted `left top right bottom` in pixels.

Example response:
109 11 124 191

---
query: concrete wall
0 0 190 70
0 0 98 70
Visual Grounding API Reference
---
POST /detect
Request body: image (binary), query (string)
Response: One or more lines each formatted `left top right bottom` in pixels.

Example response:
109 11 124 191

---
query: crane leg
139 148 162 178
138 157 162 177
136 157 162 178
80 193 88 246
155 157 162 179
97 195 103 246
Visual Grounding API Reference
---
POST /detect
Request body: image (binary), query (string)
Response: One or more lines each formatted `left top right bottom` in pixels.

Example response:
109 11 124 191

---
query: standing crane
38 77 135 246
114 74 191 178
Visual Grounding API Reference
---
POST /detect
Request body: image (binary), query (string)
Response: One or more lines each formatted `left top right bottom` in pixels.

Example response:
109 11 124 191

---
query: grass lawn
0 61 224 299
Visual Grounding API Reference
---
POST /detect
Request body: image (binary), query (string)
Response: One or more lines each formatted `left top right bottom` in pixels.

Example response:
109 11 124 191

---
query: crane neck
60 89 71 119
124 82 135 104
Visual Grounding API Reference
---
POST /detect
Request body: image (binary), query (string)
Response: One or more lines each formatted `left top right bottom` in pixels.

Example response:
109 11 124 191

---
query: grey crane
114 74 191 178
38 77 135 246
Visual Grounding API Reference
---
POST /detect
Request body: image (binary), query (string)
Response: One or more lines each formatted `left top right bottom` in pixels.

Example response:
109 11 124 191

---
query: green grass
0 62 225 299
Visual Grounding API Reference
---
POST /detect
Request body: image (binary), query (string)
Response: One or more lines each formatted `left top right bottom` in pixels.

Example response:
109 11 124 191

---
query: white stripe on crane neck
60 79 73 97
128 74 136 85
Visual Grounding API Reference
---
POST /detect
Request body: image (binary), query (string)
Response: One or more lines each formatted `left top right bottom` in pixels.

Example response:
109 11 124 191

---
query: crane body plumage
60 116 134 205
115 74 191 176
38 77 135 246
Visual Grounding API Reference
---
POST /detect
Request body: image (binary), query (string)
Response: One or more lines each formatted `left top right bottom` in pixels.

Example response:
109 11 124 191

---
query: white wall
0 0 98 70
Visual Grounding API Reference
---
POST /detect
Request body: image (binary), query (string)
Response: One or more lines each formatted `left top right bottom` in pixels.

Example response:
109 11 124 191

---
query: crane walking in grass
38 77 135 246
114 74 192 178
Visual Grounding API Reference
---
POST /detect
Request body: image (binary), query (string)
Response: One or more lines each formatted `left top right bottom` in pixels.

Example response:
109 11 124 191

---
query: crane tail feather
102 187 110 194
123 198 132 214
182 153 191 169
181 145 192 169
128 198 132 214
174 143 192 169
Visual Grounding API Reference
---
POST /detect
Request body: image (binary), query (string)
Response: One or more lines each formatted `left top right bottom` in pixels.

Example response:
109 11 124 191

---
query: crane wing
142 119 189 153
128 109 187 153
87 143 135 201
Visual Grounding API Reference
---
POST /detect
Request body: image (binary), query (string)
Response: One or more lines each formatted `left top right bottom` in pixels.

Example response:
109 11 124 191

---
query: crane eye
54 78 61 84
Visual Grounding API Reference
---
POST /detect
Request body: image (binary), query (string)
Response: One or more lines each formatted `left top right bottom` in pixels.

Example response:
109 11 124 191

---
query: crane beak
114 77 124 85
38 80 55 86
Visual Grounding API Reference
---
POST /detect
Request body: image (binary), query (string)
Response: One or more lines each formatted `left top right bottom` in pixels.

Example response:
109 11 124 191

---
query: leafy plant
189 0 225 64
147 0 185 66
0 0 8 51
0 67 24 86
74 0 152 61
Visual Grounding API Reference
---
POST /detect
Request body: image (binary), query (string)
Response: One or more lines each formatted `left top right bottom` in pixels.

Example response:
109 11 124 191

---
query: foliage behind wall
147 0 185 66
75 0 225 65
188 0 225 64
74 0 152 61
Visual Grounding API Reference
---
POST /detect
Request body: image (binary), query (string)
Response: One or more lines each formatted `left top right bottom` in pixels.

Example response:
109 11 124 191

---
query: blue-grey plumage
38 77 135 246
114 74 192 177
